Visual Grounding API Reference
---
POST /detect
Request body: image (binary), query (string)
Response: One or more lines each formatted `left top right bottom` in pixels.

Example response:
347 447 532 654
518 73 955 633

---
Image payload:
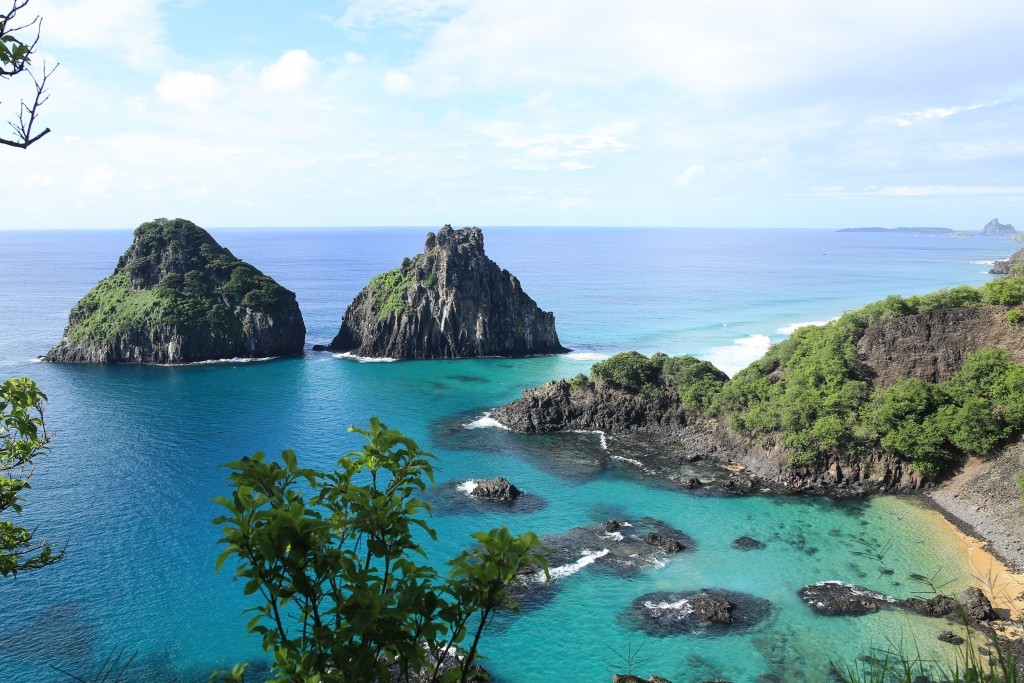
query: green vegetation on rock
65 218 295 345
368 267 415 320
588 277 1024 474
590 351 728 410
1018 472 1024 505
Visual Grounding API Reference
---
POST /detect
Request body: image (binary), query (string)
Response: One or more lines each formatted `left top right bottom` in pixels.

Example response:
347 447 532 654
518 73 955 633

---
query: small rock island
45 218 306 364
317 225 568 359
981 218 1016 235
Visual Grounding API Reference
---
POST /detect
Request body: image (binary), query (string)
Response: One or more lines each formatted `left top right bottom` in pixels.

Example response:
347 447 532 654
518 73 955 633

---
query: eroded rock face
319 225 567 359
45 218 305 364
800 582 995 623
857 306 1024 388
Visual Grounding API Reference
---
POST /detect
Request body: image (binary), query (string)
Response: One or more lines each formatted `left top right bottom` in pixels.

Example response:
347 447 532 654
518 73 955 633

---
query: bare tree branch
0 0 52 149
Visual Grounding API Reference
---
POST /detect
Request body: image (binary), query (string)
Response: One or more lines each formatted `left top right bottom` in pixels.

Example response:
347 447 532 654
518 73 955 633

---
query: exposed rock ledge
45 218 305 364
316 225 568 359
490 378 924 494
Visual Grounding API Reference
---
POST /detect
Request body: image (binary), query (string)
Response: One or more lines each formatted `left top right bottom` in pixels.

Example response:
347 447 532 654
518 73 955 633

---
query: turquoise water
0 228 1014 682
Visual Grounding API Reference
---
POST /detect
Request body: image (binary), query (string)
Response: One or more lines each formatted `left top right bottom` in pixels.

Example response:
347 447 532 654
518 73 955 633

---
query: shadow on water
0 603 97 672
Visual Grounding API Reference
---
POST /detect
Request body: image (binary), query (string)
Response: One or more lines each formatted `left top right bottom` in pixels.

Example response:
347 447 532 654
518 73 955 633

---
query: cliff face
321 225 567 359
45 218 306 364
982 218 1017 236
857 306 1024 388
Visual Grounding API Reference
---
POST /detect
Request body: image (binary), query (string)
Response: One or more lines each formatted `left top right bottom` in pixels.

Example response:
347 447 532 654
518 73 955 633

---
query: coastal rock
990 246 1024 274
960 587 995 621
44 218 305 364
731 536 767 551
317 225 567 359
857 306 1024 388
465 476 521 502
938 631 966 645
982 218 1017 236
903 594 958 618
798 581 895 616
623 588 771 637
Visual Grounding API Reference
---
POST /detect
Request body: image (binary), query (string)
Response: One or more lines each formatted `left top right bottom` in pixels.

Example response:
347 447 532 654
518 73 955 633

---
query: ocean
0 227 1013 682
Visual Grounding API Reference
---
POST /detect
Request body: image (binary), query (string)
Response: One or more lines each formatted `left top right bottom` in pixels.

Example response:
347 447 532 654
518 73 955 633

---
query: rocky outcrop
491 377 926 494
731 536 766 551
318 225 567 359
982 218 1017 236
45 218 305 364
623 588 771 637
857 306 1024 388
799 581 994 623
464 476 521 502
991 247 1024 274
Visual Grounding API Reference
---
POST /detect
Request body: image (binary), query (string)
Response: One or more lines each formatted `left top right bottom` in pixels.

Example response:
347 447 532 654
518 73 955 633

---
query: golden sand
929 507 1024 622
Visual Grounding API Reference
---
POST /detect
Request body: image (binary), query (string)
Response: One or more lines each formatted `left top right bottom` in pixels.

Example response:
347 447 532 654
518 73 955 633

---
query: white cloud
36 0 169 70
343 51 367 65
561 160 591 171
383 69 412 94
676 164 707 187
335 0 471 29
155 71 222 110
260 50 321 93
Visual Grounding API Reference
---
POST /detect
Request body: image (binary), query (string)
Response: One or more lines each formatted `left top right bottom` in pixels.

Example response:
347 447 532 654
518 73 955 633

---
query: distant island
45 218 306 364
982 218 1017 235
838 227 971 235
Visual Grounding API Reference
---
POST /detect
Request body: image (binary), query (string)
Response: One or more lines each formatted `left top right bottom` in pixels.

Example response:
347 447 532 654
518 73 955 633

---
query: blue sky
5 0 1024 229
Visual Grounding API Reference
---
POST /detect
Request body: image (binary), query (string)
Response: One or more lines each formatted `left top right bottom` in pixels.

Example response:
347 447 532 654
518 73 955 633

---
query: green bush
1018 472 1024 505
1006 309 1023 326
661 355 729 410
591 351 664 391
980 276 1024 306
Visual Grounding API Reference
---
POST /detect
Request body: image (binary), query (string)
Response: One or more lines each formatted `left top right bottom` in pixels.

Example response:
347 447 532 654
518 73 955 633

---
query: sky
3 0 1024 229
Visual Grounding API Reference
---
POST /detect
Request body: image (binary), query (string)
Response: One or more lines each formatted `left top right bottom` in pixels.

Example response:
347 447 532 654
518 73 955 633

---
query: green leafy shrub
1018 472 1024 505
661 355 729 410
980 276 1024 306
591 351 664 391
1006 309 1023 326
369 267 415 319
213 419 548 683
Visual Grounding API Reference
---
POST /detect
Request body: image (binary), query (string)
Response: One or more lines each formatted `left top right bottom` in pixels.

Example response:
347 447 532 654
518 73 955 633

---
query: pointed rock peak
982 218 1016 234
431 224 484 252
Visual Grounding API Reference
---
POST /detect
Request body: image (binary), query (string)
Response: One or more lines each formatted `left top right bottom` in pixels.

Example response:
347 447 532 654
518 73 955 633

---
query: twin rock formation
46 220 564 365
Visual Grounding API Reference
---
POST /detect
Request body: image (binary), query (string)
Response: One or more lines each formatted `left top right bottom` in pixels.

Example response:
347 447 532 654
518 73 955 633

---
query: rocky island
982 218 1017 236
45 218 306 364
316 225 567 359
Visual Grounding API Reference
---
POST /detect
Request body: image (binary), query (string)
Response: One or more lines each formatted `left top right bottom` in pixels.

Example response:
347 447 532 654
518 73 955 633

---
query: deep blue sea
0 227 1015 682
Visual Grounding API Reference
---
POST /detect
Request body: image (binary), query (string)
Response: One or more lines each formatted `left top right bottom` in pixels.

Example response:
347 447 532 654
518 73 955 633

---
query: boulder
960 587 995 621
466 477 521 502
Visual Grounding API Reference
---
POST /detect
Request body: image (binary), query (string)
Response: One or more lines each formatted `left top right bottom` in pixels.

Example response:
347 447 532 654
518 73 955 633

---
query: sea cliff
45 218 306 364
318 225 567 359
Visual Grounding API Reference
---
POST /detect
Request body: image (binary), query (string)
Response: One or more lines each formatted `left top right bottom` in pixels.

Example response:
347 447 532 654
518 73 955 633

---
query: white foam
776 318 839 335
602 531 624 542
332 352 399 363
565 352 609 361
573 429 608 449
814 580 898 603
457 480 478 495
700 334 772 377
643 597 694 615
157 355 278 367
611 455 644 468
970 260 996 266
29 357 44 363
463 413 511 431
546 548 610 581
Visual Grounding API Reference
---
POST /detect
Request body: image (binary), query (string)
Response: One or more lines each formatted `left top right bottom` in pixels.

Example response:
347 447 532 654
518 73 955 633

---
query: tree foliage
212 419 548 683
1 376 61 577
590 351 728 409
0 0 56 149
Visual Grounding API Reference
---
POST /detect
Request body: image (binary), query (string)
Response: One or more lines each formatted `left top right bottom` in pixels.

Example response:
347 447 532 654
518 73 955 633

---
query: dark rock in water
903 594 958 618
982 217 1016 236
508 517 692 608
683 477 704 489
623 588 771 637
960 587 995 621
466 476 521 502
643 532 686 554
45 218 305 364
612 676 674 683
731 536 767 551
318 225 568 359
799 582 895 616
938 631 966 645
